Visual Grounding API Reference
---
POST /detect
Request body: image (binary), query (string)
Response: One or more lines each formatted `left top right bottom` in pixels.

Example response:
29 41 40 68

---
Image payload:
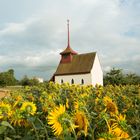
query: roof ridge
76 52 96 56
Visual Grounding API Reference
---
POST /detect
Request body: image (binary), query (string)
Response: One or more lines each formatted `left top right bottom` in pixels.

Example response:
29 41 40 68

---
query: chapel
51 20 103 86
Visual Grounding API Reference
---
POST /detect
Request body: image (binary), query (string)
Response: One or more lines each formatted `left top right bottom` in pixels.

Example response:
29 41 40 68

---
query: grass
0 85 22 99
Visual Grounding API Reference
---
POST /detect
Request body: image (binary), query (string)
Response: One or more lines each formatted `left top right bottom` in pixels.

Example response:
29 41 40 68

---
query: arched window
81 79 84 85
61 79 63 84
71 79 74 84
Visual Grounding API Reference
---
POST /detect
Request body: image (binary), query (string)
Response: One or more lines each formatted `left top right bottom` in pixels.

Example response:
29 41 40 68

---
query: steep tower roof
60 46 77 55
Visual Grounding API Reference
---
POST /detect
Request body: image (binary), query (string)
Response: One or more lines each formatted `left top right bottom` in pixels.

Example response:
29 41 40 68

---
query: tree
104 68 124 85
5 69 17 86
20 76 39 86
124 73 140 85
0 69 17 87
20 75 30 86
0 73 6 87
104 68 140 85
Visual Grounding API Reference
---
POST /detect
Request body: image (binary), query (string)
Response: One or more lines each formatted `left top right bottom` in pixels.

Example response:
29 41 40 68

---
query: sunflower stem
63 118 77 140
69 120 77 140
37 118 49 139
103 115 111 133
31 121 39 140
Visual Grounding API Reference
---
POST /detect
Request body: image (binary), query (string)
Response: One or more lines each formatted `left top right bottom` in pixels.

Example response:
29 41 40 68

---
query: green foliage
124 73 140 85
104 68 140 85
0 83 139 139
0 69 17 87
104 68 124 85
20 76 39 86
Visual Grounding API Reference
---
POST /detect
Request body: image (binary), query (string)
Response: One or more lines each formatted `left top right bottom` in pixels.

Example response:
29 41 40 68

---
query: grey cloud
0 0 140 79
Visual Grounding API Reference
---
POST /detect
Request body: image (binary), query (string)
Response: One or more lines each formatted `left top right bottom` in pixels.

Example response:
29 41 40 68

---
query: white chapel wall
91 54 103 86
55 73 92 85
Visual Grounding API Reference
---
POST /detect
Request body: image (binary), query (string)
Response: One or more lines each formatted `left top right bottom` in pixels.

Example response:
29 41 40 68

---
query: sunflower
74 101 79 110
42 103 48 113
110 123 130 139
80 93 88 98
16 95 23 100
106 102 118 114
120 131 130 139
47 104 66 136
0 102 11 119
10 109 28 127
112 127 129 139
27 94 35 102
0 110 3 119
74 100 86 111
20 102 37 115
13 95 23 107
103 96 118 115
97 138 105 140
103 96 113 104
66 98 69 109
74 111 89 136
116 114 126 122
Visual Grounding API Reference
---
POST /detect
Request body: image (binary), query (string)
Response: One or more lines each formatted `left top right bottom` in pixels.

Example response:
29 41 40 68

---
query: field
0 82 140 140
0 86 22 99
0 89 10 99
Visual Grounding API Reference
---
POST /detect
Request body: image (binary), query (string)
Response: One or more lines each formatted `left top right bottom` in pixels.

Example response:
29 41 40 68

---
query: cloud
0 0 140 79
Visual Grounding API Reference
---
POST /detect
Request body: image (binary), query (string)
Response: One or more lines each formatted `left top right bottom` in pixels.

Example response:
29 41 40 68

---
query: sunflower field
0 82 140 140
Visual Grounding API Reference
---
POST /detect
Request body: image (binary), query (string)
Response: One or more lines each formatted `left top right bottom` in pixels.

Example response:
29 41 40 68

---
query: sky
0 0 140 80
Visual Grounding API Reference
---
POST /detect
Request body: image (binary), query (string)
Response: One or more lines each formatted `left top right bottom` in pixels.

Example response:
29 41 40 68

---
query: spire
60 20 78 55
67 19 70 47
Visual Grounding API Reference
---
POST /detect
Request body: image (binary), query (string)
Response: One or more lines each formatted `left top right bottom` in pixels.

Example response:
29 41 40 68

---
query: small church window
71 79 74 84
61 79 63 84
81 79 84 85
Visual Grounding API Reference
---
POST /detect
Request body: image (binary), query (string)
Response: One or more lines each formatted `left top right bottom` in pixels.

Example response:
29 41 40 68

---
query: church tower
50 20 103 86
60 20 78 63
